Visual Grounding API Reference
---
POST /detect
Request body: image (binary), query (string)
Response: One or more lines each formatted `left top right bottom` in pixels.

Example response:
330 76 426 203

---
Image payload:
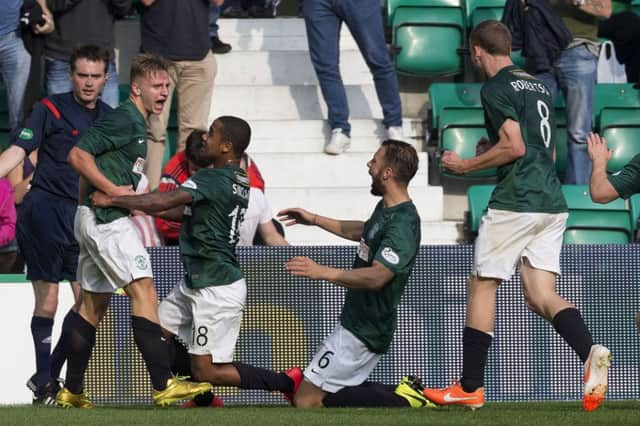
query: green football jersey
340 200 421 354
483 65 567 214
76 99 148 224
609 154 640 199
179 165 250 289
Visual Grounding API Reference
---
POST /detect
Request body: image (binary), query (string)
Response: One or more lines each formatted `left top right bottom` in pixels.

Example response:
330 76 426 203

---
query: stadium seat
593 83 640 129
0 112 8 132
599 108 640 174
562 185 633 244
555 123 568 180
428 83 483 131
389 0 465 76
439 109 496 178
467 184 495 233
465 0 505 29
0 83 7 114
0 130 9 150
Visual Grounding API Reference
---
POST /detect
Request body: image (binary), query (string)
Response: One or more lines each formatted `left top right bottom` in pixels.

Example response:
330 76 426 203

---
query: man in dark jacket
44 0 132 108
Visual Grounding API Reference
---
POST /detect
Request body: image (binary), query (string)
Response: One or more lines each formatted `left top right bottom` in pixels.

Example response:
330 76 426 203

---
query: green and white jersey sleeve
609 154 640 199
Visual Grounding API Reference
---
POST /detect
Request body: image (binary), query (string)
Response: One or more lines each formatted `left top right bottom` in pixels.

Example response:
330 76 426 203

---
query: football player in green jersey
91 116 300 407
277 140 434 408
59 54 213 408
423 21 610 412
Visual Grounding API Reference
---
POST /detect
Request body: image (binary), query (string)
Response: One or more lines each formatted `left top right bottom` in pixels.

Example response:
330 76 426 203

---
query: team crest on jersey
18 128 33 140
182 179 197 190
381 247 400 265
134 255 148 270
368 223 380 240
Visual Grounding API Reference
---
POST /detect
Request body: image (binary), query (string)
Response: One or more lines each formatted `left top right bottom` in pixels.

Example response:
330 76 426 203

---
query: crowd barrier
57 245 640 404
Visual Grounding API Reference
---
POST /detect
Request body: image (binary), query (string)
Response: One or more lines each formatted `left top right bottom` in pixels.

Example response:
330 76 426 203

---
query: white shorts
473 208 568 281
74 206 152 293
158 278 247 363
303 324 382 393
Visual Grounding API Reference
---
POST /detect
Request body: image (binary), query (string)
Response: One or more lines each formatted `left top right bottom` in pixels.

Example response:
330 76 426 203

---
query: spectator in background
209 4 232 54
535 0 612 184
20 0 56 117
598 9 640 84
302 0 404 155
237 153 288 246
44 0 132 108
139 0 221 190
0 176 18 273
0 45 112 404
1 0 53 139
157 129 286 246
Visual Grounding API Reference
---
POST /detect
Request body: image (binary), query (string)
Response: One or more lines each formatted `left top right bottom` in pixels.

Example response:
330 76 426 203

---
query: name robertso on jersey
509 79 550 96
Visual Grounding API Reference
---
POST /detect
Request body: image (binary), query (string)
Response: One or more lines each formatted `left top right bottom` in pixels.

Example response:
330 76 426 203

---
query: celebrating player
422 21 611 412
57 54 212 408
278 139 433 408
90 116 299 405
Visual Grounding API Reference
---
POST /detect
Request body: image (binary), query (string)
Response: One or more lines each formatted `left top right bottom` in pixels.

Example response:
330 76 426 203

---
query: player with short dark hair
90 116 299 406
277 139 432 408
57 53 212 408
422 21 610 412
0 44 112 404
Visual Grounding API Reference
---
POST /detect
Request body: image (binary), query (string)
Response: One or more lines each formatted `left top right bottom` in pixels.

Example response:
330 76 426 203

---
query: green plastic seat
593 84 640 128
0 130 9 150
599 108 640 173
438 108 495 178
0 112 8 131
465 0 505 28
387 0 463 26
0 84 7 113
563 229 630 244
467 184 495 233
429 83 483 131
562 185 633 242
392 7 465 76
555 124 568 180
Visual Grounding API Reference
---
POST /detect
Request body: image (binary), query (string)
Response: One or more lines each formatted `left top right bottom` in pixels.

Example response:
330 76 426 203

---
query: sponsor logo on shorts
134 255 148 270
19 128 33 140
381 247 400 265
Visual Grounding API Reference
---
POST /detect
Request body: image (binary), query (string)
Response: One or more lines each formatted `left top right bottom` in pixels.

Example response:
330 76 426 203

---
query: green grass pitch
2 402 640 425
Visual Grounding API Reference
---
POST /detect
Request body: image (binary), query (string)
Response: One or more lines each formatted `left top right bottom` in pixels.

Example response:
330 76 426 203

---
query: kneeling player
91 116 299 405
278 140 434 408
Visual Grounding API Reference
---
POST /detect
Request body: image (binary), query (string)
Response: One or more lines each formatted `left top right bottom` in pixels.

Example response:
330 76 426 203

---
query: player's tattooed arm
575 0 612 18
92 188 193 214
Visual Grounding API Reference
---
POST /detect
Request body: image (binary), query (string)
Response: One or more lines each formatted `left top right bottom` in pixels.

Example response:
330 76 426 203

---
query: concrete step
251 152 429 188
217 18 359 51
246 119 426 153
216 50 372 86
267 186 444 223
209 85 382 121
282 220 462 245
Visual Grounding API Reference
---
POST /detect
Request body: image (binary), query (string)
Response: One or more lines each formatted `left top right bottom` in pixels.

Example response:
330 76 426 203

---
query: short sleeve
482 85 518 132
12 102 51 155
608 154 640 199
372 220 419 275
76 109 134 156
181 169 217 204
